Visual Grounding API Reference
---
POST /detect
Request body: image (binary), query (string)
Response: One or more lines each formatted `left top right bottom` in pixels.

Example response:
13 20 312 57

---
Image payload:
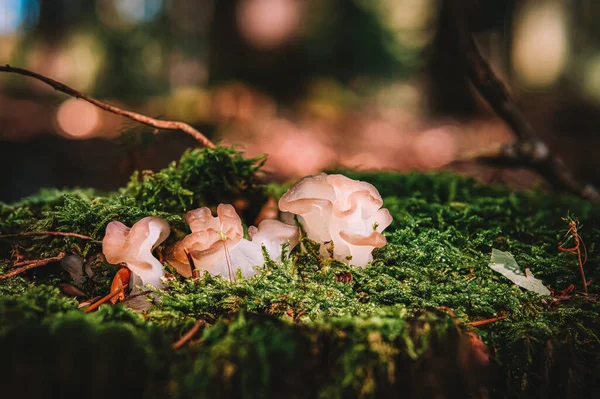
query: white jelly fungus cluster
102 216 170 289
279 173 392 266
101 173 391 288
167 204 299 279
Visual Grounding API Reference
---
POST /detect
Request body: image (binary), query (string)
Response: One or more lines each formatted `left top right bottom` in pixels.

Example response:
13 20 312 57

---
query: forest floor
0 147 598 398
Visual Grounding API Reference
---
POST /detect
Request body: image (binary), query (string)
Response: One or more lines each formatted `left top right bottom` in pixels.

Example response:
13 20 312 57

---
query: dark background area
1 0 600 202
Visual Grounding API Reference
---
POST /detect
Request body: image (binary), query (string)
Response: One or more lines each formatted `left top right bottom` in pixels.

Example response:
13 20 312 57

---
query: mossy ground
0 147 599 398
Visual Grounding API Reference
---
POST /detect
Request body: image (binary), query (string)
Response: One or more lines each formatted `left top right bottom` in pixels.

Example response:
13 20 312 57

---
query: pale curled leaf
489 248 551 296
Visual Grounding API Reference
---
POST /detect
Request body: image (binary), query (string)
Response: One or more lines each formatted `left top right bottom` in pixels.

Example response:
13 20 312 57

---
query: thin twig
0 65 215 148
173 319 206 349
0 231 94 240
83 284 128 313
78 296 102 309
0 252 66 279
468 316 507 328
293 309 308 322
440 306 507 328
558 218 588 294
448 1 600 202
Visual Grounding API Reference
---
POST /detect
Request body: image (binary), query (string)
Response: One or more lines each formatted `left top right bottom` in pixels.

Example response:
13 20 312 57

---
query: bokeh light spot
413 127 457 169
512 2 568 89
56 99 101 139
0 0 38 35
237 0 302 50
114 0 163 24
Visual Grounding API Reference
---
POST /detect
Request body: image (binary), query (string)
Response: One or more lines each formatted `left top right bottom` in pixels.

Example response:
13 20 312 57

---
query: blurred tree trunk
426 0 515 118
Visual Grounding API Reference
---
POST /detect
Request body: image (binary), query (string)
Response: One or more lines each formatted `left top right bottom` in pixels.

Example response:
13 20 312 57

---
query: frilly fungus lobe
279 173 392 266
168 204 299 278
102 216 170 288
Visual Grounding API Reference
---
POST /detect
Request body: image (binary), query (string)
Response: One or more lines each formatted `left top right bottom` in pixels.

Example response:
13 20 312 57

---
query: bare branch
83 284 128 313
0 231 94 241
468 316 507 328
0 65 215 148
0 252 66 279
173 319 206 349
447 1 600 202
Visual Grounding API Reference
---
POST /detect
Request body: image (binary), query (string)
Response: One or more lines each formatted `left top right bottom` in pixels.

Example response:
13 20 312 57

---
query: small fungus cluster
102 217 170 289
279 173 392 266
102 173 391 289
167 204 299 279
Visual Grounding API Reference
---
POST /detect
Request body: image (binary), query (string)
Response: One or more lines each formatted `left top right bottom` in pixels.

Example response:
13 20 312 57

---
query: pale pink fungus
279 173 392 266
168 204 299 279
248 219 300 260
276 173 335 243
102 216 170 289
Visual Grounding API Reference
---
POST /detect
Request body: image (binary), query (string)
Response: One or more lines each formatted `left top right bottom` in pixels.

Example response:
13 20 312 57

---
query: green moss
122 146 266 217
171 311 471 399
0 308 172 399
0 149 599 398
0 147 266 259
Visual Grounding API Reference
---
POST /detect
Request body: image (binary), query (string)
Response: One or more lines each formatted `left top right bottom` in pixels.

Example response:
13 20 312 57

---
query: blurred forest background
1 0 600 201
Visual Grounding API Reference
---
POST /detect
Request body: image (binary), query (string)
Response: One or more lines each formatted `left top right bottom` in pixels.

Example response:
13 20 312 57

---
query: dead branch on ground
448 1 600 202
0 231 94 241
468 316 507 328
0 252 66 279
173 319 206 349
82 284 128 313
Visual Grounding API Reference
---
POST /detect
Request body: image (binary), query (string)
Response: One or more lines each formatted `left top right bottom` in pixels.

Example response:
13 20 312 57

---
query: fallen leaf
489 248 550 296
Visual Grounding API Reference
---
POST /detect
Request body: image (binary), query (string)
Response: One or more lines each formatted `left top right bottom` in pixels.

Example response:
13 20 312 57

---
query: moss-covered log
0 147 599 398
